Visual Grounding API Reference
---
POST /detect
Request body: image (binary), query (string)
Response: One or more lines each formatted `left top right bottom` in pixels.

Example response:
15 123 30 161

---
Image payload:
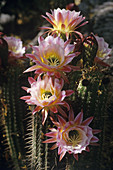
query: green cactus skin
25 109 40 169
0 66 27 169
25 108 50 170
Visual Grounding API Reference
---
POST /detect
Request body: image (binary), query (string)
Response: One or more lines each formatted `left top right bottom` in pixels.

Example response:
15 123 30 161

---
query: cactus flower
43 109 101 161
24 35 79 81
21 75 74 125
94 35 112 66
41 8 88 39
4 36 25 58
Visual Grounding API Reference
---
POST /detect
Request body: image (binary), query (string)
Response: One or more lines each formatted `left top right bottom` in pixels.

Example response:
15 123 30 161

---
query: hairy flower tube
24 35 79 81
4 36 25 58
43 109 101 161
41 8 88 39
21 75 74 125
94 35 112 66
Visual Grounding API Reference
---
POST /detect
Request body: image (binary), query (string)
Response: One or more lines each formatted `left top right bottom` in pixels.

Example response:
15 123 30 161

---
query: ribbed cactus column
25 108 50 170
0 66 26 169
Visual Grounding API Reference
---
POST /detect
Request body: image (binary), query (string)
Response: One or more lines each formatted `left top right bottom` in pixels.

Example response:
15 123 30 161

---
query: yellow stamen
42 91 52 100
47 55 60 66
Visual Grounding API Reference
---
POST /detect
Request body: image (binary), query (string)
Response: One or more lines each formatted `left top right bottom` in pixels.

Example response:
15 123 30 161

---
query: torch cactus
0 6 112 170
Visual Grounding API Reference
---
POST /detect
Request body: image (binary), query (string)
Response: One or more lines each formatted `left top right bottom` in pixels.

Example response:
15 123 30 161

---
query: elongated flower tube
21 75 74 125
4 36 25 58
43 109 101 161
24 36 80 81
94 35 112 66
41 8 88 39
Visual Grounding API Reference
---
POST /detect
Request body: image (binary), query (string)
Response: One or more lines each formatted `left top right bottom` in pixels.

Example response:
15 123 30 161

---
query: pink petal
57 115 66 126
92 129 101 134
86 146 90 152
21 86 28 91
59 151 66 161
82 117 93 126
46 12 55 21
38 36 44 44
50 143 58 150
20 96 31 100
94 57 110 67
28 77 36 85
32 106 42 115
69 108 74 121
74 111 83 125
40 26 52 30
24 65 39 73
25 54 37 61
42 109 48 125
66 90 74 97
58 12 63 25
50 106 58 113
50 117 60 127
45 131 57 137
57 106 68 118
61 24 66 30
73 154 78 161
90 136 99 143
43 138 57 143
60 65 72 72
64 39 71 48
41 15 57 28
69 65 80 71
54 72 61 78
58 146 62 155
62 101 70 110
90 143 100 146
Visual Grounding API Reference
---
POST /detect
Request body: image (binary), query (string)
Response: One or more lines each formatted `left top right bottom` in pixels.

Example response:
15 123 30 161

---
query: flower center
47 55 60 66
97 50 106 58
68 130 82 147
41 91 52 100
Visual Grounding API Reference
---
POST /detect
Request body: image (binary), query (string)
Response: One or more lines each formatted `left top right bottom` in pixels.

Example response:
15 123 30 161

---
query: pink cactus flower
94 35 112 67
24 36 79 81
21 75 74 125
43 109 101 161
41 8 88 39
4 36 25 58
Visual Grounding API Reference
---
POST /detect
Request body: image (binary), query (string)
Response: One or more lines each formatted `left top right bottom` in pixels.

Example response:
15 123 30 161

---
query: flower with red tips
94 35 112 67
41 8 88 39
4 36 25 58
21 75 74 125
24 35 79 81
43 109 101 161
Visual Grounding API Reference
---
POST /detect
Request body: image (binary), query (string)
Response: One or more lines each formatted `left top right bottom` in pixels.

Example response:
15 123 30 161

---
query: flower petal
50 143 58 150
43 138 57 143
90 136 99 143
59 151 66 161
73 154 78 161
42 109 48 125
92 129 101 134
74 110 83 125
58 115 66 126
82 117 93 126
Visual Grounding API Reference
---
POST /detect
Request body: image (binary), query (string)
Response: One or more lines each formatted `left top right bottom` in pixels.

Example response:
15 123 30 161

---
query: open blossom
41 8 88 39
94 35 112 66
24 35 79 80
4 36 25 58
21 75 74 125
43 109 101 161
